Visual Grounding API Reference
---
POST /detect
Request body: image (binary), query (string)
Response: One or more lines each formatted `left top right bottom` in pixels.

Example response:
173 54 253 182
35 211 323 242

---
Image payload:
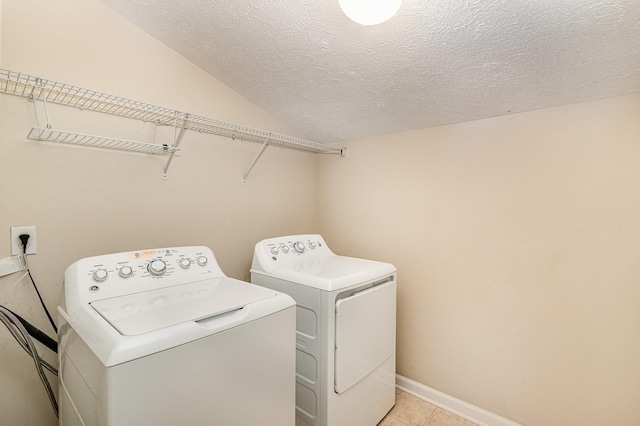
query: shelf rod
242 137 270 184
0 68 345 155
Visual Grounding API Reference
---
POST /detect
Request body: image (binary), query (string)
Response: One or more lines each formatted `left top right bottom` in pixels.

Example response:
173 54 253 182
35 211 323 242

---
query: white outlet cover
10 226 37 255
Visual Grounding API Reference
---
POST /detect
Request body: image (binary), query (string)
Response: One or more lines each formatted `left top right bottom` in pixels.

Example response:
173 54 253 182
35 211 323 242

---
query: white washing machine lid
261 256 396 291
90 277 276 336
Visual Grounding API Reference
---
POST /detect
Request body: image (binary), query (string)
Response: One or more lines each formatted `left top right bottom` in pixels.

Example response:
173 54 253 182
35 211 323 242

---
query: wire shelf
1 68 344 155
27 127 178 155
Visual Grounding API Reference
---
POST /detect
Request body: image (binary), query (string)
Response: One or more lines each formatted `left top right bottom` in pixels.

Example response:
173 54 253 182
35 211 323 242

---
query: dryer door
334 280 396 393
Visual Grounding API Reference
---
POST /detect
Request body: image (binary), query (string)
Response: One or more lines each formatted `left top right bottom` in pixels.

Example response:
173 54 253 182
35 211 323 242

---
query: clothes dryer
58 246 295 426
251 235 396 426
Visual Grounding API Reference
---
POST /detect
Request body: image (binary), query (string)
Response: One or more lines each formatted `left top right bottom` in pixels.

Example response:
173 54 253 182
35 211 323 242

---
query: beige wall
0 0 318 424
3 1 640 426
319 93 640 426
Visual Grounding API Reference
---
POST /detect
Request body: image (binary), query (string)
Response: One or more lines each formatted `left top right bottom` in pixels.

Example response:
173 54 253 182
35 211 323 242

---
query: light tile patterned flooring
379 390 478 426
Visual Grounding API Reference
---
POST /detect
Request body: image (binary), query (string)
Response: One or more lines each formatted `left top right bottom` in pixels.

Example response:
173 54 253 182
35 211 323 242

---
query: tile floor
379 390 477 426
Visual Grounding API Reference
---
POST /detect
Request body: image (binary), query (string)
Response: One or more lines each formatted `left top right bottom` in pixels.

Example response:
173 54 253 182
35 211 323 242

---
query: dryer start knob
148 259 167 276
293 241 306 253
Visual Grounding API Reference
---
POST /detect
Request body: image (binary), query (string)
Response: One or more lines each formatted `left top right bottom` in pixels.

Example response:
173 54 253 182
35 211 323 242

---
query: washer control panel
65 246 222 302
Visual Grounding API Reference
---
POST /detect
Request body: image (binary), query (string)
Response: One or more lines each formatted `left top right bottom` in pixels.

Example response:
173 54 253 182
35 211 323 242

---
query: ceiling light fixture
338 0 402 25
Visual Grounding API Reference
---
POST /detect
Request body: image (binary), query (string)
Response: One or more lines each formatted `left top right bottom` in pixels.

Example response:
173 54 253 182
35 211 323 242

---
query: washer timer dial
293 241 305 253
147 259 167 276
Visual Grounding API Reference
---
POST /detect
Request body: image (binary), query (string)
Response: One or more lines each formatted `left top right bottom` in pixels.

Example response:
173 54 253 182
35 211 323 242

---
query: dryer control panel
264 234 328 256
251 234 335 273
254 234 335 264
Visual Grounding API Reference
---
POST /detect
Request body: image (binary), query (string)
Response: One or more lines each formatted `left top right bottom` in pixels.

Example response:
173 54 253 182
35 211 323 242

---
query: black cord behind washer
1 306 57 353
19 234 58 334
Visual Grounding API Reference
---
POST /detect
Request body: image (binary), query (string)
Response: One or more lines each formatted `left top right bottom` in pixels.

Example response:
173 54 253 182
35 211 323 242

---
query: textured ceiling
100 0 640 144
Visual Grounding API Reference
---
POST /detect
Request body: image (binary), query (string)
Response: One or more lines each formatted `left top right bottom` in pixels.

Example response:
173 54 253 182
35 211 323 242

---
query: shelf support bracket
242 137 270 184
29 79 53 130
163 113 189 179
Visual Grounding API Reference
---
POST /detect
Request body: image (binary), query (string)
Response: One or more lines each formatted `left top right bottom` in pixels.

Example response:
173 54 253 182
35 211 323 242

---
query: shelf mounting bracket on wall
163 113 189 179
242 137 270 184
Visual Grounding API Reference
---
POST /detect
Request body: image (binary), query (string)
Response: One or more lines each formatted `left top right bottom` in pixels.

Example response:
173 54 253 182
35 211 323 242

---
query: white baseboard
395 375 522 426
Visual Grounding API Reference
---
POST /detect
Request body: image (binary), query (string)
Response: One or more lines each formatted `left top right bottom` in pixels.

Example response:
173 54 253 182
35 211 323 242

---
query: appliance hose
0 306 58 417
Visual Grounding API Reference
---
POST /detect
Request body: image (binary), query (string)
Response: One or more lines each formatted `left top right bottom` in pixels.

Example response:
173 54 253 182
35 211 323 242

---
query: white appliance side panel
99 307 295 426
252 273 326 425
334 281 396 394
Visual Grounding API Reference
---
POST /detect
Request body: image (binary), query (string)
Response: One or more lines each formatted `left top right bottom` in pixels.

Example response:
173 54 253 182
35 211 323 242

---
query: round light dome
338 0 402 25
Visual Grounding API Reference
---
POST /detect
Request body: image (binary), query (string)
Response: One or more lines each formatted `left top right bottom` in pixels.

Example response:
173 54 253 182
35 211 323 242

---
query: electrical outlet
11 226 37 255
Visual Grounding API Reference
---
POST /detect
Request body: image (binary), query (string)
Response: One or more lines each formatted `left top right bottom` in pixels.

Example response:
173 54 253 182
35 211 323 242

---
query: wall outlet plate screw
10 226 37 255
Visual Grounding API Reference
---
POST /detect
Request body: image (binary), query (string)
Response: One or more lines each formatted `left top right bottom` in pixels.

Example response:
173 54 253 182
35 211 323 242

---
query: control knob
179 258 192 269
118 265 133 278
270 246 279 255
147 259 167 276
196 256 208 266
309 242 316 249
281 245 290 253
293 241 305 253
92 269 108 282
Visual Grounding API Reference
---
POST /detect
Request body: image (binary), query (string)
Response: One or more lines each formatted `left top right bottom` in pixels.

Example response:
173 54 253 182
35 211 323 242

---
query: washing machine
58 246 296 426
251 235 397 426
